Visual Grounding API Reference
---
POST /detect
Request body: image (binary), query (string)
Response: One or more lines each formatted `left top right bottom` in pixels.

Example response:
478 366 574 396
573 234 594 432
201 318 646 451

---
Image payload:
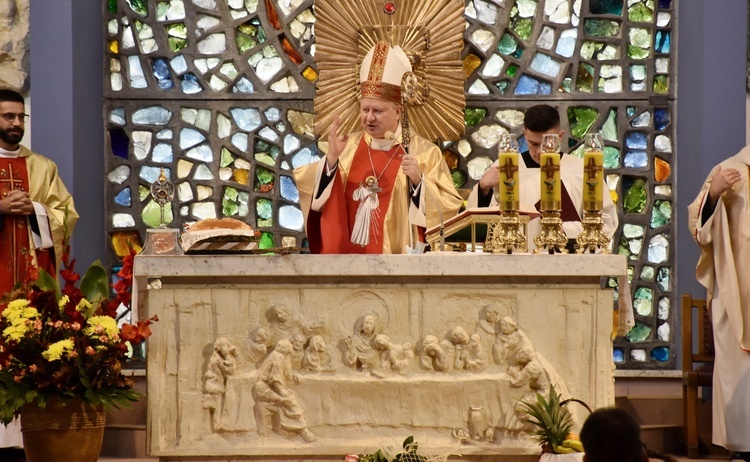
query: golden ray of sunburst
315 0 465 142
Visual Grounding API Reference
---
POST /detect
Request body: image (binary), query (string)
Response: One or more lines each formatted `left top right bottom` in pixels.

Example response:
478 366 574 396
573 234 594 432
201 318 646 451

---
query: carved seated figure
302 335 332 372
242 326 270 367
252 339 316 443
505 345 551 432
439 326 471 372
290 333 307 369
343 314 379 372
493 316 533 369
419 335 450 372
461 333 488 372
474 303 500 355
371 334 414 378
267 304 323 344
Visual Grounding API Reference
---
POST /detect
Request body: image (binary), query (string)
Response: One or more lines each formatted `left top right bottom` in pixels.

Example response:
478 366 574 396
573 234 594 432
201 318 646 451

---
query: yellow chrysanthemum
7 299 30 310
1 304 40 324
58 295 70 310
2 324 31 342
42 339 75 361
76 298 94 316
84 316 119 340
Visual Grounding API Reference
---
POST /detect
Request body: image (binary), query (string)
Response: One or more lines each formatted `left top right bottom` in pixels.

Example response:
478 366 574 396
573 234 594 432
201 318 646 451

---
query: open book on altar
425 206 540 252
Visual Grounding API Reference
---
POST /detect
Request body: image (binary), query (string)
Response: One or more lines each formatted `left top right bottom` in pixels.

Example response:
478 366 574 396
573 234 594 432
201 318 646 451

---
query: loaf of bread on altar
180 218 260 253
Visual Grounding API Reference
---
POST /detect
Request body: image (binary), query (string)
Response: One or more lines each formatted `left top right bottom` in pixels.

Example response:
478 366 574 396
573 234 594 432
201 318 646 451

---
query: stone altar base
134 254 625 461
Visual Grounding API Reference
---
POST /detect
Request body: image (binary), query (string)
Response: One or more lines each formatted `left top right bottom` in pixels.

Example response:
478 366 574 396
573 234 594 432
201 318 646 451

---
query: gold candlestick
533 134 567 254
492 133 527 254
576 133 611 254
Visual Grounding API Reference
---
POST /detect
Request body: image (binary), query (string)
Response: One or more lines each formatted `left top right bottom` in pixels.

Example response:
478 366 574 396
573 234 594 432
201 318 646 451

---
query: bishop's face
360 98 401 140
0 101 25 150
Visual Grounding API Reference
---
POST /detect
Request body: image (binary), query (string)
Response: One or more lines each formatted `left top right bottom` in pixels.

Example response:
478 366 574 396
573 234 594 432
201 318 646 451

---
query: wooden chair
681 294 715 459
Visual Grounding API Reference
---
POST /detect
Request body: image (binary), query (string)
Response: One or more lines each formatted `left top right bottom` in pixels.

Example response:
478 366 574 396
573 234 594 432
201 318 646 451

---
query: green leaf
35 268 61 300
79 260 109 303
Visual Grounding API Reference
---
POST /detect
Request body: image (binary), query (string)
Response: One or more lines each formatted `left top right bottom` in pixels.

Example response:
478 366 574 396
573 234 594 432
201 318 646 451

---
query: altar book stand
425 208 532 252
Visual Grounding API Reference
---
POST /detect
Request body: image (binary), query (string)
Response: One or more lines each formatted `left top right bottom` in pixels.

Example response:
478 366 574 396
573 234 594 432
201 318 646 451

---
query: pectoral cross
0 162 25 195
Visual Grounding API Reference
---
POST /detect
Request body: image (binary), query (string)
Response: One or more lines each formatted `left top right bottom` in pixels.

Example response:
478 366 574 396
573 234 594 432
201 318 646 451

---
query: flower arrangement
0 234 157 426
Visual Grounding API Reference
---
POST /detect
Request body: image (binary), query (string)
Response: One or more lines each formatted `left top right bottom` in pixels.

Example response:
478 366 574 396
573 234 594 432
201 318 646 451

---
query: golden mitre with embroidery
359 40 412 106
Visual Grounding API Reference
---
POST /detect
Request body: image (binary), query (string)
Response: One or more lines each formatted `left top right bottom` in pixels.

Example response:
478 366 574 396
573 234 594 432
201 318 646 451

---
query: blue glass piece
655 30 670 54
133 106 172 125
114 187 132 207
627 106 636 118
590 0 623 15
556 34 576 58
231 108 262 132
630 112 651 128
180 73 203 94
659 0 671 9
279 205 303 231
110 107 126 126
109 128 129 159
233 77 255 93
152 143 173 163
152 58 173 90
624 150 648 168
625 132 648 149
515 75 551 95
180 128 206 149
140 166 170 183
280 175 299 203
613 348 624 363
511 48 523 59
170 55 188 74
265 107 281 122
186 144 214 162
529 53 561 78
650 346 669 362
291 148 317 168
654 108 670 131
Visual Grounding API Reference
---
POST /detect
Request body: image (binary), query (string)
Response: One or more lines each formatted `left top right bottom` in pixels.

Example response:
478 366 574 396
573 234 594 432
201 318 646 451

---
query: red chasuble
0 158 55 296
307 137 403 254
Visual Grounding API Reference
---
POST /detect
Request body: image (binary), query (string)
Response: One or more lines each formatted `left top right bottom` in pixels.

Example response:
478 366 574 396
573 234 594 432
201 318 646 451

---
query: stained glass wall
104 0 676 369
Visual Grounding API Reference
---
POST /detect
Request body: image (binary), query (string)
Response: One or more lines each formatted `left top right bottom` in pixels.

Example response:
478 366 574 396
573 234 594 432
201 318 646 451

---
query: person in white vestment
688 145 750 459
468 104 618 252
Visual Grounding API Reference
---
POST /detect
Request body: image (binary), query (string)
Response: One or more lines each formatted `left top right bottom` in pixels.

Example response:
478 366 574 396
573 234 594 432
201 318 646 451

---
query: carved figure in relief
505 345 550 432
474 304 500 355
252 339 316 442
370 334 414 377
461 333 488 372
439 326 471 371
267 304 323 344
202 337 238 433
343 314 379 372
418 335 450 372
302 335 332 372
493 316 533 368
289 333 307 369
242 326 270 366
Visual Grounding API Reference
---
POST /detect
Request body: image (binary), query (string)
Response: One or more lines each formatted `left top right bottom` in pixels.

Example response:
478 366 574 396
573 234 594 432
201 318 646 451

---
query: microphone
384 130 396 141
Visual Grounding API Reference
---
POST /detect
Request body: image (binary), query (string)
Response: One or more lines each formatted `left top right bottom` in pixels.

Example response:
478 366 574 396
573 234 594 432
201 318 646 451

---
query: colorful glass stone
464 108 487 127
623 177 647 213
628 1 654 22
654 157 671 182
109 127 130 159
463 54 482 77
650 200 672 228
302 66 318 82
114 187 132 207
626 323 651 342
266 0 283 30
384 2 396 14
281 37 303 65
451 170 467 189
650 347 669 362
590 0 623 15
567 107 599 139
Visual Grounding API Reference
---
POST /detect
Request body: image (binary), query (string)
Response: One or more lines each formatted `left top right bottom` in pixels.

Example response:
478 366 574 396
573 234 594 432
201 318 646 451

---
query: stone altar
133 253 626 460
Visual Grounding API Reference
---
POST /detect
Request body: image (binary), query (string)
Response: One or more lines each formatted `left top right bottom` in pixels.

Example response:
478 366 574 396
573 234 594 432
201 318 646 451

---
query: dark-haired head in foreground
580 407 647 462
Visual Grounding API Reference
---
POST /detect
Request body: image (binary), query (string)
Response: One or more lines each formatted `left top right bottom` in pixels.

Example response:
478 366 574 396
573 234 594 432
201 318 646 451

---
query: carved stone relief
0 0 29 92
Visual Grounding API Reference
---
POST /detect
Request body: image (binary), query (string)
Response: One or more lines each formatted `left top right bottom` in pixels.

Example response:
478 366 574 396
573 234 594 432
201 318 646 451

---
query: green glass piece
156 2 169 19
109 0 118 14
238 23 257 35
464 108 487 127
225 186 239 201
567 106 599 139
223 198 239 216
627 107 637 117
624 178 647 213
650 200 672 228
576 63 595 92
496 80 510 93
506 64 518 77
628 1 654 22
626 323 651 342
512 18 533 41
629 28 651 48
257 198 273 219
654 75 669 94
139 185 150 201
220 147 235 168
560 78 572 93
497 34 518 55
584 19 620 37
142 200 173 228
601 109 618 141
255 153 276 167
640 266 655 281
269 145 281 159
628 45 650 60
634 287 653 316
168 37 188 52
603 146 620 169
126 0 147 16
617 235 631 258
259 232 274 249
255 139 271 152
452 170 467 189
166 23 187 39
580 41 604 60
656 267 670 291
590 0 623 15
256 167 274 185
237 33 258 53
511 48 523 59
